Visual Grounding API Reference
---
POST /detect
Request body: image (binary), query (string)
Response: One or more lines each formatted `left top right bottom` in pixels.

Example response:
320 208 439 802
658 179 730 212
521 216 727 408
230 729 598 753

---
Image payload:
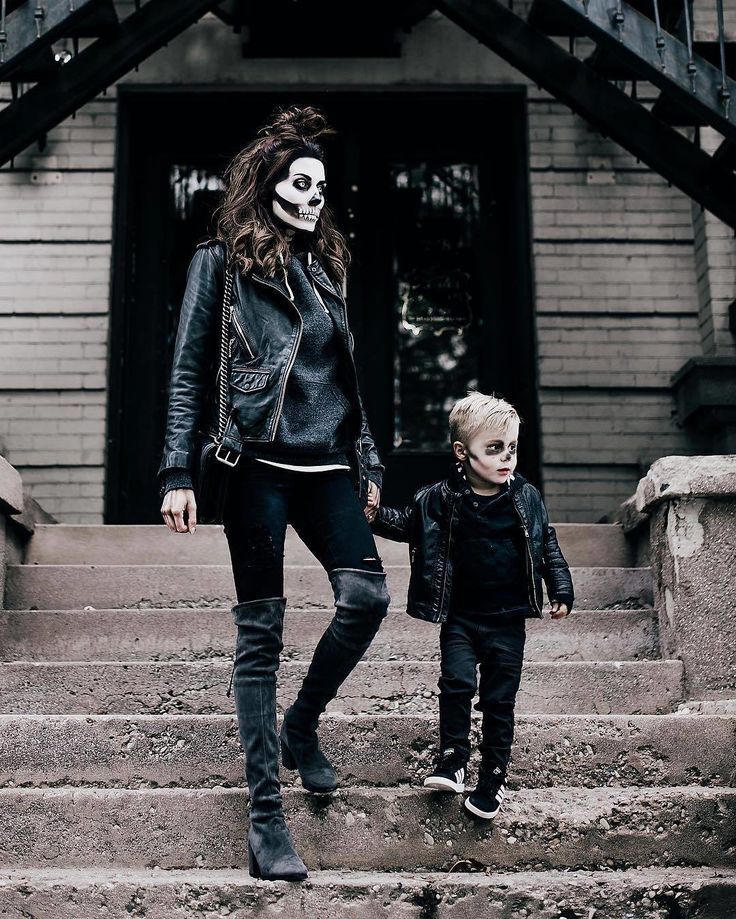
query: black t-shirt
449 483 531 618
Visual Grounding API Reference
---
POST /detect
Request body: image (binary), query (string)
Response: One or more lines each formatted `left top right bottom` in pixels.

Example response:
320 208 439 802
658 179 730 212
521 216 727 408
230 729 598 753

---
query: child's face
453 420 519 488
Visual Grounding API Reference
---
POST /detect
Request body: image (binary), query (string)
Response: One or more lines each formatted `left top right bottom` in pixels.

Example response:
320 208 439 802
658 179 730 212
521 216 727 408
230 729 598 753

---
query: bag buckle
215 443 240 467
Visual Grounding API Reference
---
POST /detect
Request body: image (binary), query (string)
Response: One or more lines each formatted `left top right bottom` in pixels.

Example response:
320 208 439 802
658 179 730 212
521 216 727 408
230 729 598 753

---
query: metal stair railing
0 0 117 80
0 0 220 167
539 0 735 141
439 0 736 229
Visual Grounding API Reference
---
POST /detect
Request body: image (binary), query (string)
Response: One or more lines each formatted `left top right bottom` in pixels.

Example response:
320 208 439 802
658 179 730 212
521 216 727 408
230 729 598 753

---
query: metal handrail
681 0 696 90
716 0 731 112
0 0 6 64
651 0 666 70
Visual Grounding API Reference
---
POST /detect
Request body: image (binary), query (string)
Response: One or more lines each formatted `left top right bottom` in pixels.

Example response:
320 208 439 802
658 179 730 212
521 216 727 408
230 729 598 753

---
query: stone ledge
0 867 733 919
0 456 22 517
635 454 736 514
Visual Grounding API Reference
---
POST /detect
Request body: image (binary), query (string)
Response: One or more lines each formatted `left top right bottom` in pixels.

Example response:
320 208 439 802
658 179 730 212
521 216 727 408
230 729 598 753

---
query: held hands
549 600 570 620
161 487 197 534
364 480 381 523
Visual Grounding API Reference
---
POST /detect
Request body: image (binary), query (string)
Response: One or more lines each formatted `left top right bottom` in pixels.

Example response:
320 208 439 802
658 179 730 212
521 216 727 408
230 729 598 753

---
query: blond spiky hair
449 391 521 445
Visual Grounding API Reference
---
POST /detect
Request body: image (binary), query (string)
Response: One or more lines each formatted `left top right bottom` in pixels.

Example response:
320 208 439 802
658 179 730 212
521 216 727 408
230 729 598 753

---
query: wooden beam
0 0 219 166
438 0 736 229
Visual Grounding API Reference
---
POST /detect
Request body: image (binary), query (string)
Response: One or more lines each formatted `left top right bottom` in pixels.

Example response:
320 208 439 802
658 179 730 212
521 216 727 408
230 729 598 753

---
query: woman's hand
161 488 197 534
364 480 381 523
549 600 570 620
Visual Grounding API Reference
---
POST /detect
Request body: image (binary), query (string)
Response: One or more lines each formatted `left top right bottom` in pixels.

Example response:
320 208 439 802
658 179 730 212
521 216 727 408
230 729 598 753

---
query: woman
158 106 390 881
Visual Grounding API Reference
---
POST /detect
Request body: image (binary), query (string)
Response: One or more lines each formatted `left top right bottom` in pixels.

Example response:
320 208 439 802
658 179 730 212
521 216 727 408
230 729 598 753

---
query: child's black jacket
371 462 574 624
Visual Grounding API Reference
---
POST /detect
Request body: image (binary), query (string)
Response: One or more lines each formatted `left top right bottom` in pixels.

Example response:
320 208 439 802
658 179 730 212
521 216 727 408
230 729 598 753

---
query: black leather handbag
193 266 241 524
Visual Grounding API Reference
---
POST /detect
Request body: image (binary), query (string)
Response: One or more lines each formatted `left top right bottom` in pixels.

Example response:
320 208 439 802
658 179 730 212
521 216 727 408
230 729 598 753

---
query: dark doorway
107 89 539 523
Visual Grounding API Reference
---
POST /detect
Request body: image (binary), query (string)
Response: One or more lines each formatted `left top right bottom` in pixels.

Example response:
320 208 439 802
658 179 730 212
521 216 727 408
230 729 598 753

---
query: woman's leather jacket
158 239 384 504
372 464 574 623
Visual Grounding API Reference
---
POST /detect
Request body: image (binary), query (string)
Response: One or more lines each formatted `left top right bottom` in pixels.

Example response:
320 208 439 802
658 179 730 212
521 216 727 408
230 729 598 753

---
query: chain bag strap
193 262 240 524
213 266 239 467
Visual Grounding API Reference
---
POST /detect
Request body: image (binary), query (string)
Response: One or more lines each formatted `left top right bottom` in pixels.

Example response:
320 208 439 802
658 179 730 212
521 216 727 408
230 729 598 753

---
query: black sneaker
464 765 506 819
423 747 467 793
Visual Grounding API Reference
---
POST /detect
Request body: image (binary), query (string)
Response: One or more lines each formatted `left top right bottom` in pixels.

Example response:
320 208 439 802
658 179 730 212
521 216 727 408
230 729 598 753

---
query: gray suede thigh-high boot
280 567 390 792
231 597 308 881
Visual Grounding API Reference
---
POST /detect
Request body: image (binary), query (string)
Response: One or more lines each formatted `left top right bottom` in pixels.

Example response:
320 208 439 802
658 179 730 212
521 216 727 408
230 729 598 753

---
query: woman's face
272 156 326 233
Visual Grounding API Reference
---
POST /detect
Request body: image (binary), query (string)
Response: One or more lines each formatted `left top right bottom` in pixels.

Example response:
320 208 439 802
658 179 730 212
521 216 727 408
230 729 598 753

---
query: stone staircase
0 522 734 917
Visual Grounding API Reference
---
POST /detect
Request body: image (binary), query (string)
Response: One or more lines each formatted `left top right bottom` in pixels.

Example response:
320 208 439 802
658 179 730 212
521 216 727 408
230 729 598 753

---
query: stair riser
0 788 731 870
4 566 653 611
1 715 731 790
26 524 634 569
0 870 733 919
0 660 684 716
0 609 660 663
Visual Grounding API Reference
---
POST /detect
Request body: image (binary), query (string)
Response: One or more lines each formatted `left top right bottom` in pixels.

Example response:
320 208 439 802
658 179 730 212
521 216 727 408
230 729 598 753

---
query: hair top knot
258 105 335 146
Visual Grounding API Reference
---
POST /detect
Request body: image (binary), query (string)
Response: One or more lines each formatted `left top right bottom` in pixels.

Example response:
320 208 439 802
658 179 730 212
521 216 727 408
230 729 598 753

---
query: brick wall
525 91 711 519
0 9 722 521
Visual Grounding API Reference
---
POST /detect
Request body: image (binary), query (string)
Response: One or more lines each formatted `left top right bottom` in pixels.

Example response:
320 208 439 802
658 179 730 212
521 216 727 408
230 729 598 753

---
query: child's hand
549 600 570 619
364 480 381 522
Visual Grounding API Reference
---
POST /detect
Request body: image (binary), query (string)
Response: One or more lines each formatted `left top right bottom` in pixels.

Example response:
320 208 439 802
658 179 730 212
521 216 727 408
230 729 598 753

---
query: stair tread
1 866 733 917
0 659 683 716
4 783 726 795
9 563 649 570
2 712 732 790
0 658 672 666
0 785 731 871
6 564 651 612
4 606 650 612
1 711 727 722
24 522 635 568
0 864 731 884
0 606 660 666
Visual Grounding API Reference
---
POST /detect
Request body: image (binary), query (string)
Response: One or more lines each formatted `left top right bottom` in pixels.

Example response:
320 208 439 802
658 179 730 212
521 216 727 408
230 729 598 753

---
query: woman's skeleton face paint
272 156 326 233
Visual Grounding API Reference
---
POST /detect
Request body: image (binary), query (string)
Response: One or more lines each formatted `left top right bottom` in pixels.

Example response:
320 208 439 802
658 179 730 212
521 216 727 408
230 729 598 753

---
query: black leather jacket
158 239 384 504
372 464 574 623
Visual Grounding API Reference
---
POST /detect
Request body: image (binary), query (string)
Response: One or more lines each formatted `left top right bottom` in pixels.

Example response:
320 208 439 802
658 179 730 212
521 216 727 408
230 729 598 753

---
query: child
371 392 574 819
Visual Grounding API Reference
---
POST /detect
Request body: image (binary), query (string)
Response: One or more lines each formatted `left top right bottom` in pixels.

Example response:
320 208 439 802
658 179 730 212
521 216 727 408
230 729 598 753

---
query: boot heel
248 841 261 879
281 736 297 770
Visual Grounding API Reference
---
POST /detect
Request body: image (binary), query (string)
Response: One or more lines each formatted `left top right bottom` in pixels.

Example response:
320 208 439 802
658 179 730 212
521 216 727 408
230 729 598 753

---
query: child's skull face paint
453 420 520 491
272 156 326 233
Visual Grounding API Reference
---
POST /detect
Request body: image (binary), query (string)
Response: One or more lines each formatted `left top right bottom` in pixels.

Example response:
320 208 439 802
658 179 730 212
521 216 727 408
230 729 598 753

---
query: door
344 95 539 505
107 90 538 522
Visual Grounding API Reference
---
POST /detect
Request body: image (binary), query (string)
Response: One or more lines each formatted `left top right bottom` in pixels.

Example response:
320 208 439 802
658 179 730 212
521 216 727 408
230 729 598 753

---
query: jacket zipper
436 489 458 623
307 252 332 317
231 310 256 361
511 494 543 618
249 273 303 440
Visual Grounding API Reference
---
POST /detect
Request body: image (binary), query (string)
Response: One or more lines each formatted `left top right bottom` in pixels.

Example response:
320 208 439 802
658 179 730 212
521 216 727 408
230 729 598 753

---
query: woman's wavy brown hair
214 105 350 285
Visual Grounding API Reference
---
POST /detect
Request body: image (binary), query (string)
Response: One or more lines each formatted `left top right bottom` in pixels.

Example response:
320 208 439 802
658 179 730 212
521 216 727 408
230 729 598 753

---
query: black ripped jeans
222 460 383 600
438 612 526 775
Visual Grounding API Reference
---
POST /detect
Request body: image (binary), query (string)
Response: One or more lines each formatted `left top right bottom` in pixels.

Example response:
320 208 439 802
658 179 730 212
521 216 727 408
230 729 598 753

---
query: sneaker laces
435 747 466 772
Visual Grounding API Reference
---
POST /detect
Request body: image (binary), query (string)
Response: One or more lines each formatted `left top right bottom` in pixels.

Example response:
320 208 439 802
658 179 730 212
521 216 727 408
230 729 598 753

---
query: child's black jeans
437 611 526 774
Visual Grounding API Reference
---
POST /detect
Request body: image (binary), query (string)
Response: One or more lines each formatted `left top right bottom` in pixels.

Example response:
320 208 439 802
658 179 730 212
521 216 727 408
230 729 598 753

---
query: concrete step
26 522 635 568
1 713 732 790
0 608 660 663
4 564 653 611
0 786 732 870
0 659 684 715
0 867 733 918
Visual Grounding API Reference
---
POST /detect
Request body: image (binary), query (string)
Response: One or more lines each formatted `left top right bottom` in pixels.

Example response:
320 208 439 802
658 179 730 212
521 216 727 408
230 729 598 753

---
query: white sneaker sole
423 775 465 793
464 796 501 819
